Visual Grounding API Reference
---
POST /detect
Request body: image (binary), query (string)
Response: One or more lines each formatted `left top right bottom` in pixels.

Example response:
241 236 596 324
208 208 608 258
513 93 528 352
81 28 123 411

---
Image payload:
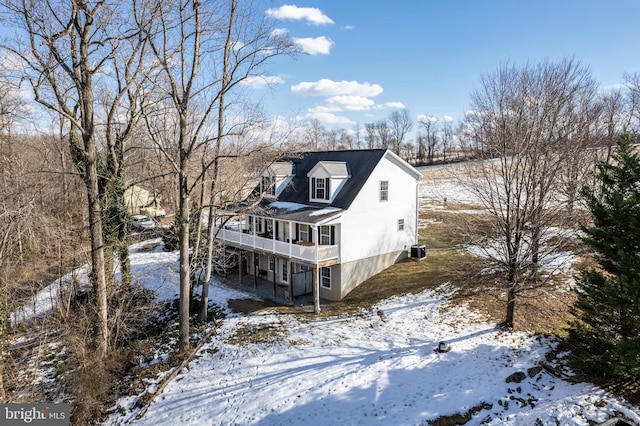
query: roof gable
307 161 350 178
262 161 293 177
278 149 387 209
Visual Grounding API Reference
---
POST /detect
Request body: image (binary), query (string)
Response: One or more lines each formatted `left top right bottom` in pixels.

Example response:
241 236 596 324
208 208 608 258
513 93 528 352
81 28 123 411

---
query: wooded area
0 0 640 423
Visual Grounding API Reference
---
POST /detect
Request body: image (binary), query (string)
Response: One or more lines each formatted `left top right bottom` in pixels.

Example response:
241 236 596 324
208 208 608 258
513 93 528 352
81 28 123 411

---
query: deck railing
216 227 339 263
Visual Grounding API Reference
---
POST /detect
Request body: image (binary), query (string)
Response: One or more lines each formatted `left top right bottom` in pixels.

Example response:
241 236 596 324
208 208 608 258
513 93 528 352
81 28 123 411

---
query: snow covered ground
102 256 640 425
12 164 640 425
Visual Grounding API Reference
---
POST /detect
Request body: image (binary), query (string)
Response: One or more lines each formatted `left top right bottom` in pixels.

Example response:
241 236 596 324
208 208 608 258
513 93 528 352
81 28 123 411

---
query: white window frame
398 219 405 231
268 256 274 272
320 225 331 245
282 259 288 282
299 224 309 242
315 178 325 199
380 180 389 202
321 267 331 289
310 177 330 202
262 175 275 196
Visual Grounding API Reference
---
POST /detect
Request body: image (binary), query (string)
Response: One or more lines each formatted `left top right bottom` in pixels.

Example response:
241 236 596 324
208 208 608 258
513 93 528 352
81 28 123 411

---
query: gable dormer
307 161 350 203
260 162 293 197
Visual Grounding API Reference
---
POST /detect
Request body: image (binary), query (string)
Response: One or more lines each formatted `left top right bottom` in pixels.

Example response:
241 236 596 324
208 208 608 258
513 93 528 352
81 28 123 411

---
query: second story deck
215 225 339 265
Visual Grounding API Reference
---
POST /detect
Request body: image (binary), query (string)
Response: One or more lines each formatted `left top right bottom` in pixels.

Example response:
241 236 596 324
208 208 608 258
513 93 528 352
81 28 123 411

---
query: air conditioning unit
411 244 426 260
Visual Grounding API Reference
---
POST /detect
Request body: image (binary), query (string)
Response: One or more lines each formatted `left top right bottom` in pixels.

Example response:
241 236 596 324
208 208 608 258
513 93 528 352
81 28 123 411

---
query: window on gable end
380 180 389 202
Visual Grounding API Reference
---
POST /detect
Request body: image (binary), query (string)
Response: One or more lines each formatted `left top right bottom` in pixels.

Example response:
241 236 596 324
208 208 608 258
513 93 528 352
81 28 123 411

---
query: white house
215 149 422 307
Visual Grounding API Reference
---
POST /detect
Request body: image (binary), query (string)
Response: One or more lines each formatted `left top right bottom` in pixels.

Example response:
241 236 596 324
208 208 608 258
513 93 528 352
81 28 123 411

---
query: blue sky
250 0 640 132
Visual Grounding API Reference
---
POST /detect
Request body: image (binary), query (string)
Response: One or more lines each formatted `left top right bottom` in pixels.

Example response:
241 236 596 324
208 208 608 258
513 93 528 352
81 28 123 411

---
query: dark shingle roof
278 149 387 209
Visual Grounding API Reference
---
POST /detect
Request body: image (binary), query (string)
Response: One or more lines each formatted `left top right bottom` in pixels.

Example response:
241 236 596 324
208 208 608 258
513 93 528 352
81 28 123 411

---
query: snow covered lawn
104 257 640 425
13 164 640 425
98 166 640 426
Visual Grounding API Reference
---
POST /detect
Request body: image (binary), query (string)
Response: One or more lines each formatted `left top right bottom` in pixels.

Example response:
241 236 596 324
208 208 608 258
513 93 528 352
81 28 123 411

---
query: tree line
0 0 639 418
0 0 299 419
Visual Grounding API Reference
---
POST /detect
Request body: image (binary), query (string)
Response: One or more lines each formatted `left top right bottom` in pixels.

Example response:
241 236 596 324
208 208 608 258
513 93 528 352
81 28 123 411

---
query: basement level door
292 270 313 296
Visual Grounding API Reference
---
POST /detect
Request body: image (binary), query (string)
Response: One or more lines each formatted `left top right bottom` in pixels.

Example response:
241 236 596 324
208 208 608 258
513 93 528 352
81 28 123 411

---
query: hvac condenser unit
411 244 426 260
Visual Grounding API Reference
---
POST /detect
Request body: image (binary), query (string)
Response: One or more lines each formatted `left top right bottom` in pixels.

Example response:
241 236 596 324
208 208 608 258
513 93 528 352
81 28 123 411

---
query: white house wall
338 154 418 264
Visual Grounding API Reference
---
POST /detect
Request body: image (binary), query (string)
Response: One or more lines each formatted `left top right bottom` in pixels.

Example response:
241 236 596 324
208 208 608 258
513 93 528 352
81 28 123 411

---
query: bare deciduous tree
375 119 392 149
305 118 325 150
388 109 413 155
0 0 133 356
417 114 438 164
460 58 600 329
142 0 297 353
441 119 454 162
364 122 376 149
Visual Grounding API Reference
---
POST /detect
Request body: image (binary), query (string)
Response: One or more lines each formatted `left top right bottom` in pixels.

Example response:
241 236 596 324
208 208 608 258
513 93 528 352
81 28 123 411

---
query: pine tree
570 132 640 380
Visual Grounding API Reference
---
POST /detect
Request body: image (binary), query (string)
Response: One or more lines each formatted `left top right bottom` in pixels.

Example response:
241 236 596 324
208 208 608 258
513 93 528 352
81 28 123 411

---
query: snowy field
11 165 640 425
105 275 640 426
104 167 639 426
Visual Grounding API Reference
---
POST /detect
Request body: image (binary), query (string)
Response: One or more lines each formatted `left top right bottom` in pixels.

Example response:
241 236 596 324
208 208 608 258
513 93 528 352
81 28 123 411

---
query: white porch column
312 225 320 313
288 221 293 257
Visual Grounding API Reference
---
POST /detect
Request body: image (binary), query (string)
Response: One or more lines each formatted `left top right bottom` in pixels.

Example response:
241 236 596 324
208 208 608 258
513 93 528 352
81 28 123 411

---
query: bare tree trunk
85 147 109 356
201 0 234 322
0 275 5 402
505 281 516 329
178 158 192 353
200 202 216 322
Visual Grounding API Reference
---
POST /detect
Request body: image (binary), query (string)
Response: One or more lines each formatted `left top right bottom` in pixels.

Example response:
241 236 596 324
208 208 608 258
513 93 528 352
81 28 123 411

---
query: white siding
339 153 418 264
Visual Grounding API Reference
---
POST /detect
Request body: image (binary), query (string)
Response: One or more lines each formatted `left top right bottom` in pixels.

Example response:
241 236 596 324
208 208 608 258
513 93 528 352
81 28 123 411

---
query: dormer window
261 175 275 196
308 161 350 204
260 161 293 197
312 177 330 201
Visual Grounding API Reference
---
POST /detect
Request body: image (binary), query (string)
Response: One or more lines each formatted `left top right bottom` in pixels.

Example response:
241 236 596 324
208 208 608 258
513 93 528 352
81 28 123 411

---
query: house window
268 256 274 272
320 225 332 245
321 267 331 289
380 180 389 201
299 224 309 242
312 177 330 201
282 259 288 282
398 219 405 231
262 175 275 196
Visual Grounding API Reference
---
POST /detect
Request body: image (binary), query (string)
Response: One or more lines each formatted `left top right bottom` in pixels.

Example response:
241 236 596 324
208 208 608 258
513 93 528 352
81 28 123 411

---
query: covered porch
215 269 326 310
213 243 339 312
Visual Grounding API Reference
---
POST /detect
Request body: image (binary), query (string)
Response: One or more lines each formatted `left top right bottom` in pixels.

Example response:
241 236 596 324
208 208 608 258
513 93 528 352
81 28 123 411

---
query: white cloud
291 79 384 97
307 111 355 125
266 5 334 25
240 75 285 89
314 95 376 112
271 28 289 36
443 115 454 122
343 25 355 30
293 36 334 55
380 101 405 109
417 114 438 123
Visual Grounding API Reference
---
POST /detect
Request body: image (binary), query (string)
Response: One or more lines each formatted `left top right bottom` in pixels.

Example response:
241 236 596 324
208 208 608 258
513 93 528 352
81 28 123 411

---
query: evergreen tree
570 132 640 380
